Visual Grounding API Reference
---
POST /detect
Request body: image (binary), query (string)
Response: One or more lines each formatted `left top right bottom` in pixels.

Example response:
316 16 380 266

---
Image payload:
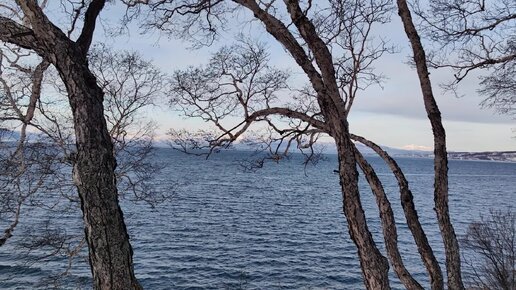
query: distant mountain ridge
447 151 516 162
4 129 515 163
349 145 516 162
224 139 516 163
383 149 516 162
219 139 516 163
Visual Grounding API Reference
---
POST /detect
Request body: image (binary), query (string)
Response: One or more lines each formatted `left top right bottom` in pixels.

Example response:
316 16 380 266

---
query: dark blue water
1 150 515 289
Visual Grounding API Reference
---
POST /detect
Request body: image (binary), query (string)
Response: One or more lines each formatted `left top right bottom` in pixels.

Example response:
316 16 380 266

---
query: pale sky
93 3 514 152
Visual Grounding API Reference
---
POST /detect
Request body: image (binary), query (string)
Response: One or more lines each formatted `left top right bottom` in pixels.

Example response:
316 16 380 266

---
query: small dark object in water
333 169 339 173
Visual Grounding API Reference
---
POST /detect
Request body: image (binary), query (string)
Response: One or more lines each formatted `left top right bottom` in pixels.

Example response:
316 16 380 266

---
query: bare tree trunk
354 147 423 290
332 118 391 290
0 2 142 288
352 134 444 290
396 1 464 289
56 53 142 290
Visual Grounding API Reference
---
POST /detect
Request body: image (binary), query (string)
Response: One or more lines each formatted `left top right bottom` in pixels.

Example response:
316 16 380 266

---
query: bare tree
0 45 61 247
462 209 515 290
0 38 167 286
413 0 515 117
149 1 446 287
0 1 170 287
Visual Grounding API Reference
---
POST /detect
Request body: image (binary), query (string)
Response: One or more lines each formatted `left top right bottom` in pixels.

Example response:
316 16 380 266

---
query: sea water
0 149 515 289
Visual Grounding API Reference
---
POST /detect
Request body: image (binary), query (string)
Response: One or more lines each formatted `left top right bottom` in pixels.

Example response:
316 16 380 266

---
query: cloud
350 54 515 125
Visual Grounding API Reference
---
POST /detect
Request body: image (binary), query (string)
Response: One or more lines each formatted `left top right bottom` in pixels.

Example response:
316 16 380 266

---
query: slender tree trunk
55 51 142 290
351 134 444 290
396 1 464 289
354 147 424 290
330 117 391 290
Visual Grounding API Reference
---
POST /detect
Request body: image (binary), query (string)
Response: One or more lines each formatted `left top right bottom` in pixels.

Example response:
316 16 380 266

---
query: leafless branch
414 0 515 117
462 209 515 290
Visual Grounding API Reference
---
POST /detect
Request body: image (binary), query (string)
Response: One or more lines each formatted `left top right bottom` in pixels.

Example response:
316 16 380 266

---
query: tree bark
354 147 423 290
396 1 464 289
57 49 142 290
331 116 391 290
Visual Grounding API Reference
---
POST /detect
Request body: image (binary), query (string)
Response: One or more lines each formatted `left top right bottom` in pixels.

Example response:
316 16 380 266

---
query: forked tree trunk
396 1 464 289
232 1 390 288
